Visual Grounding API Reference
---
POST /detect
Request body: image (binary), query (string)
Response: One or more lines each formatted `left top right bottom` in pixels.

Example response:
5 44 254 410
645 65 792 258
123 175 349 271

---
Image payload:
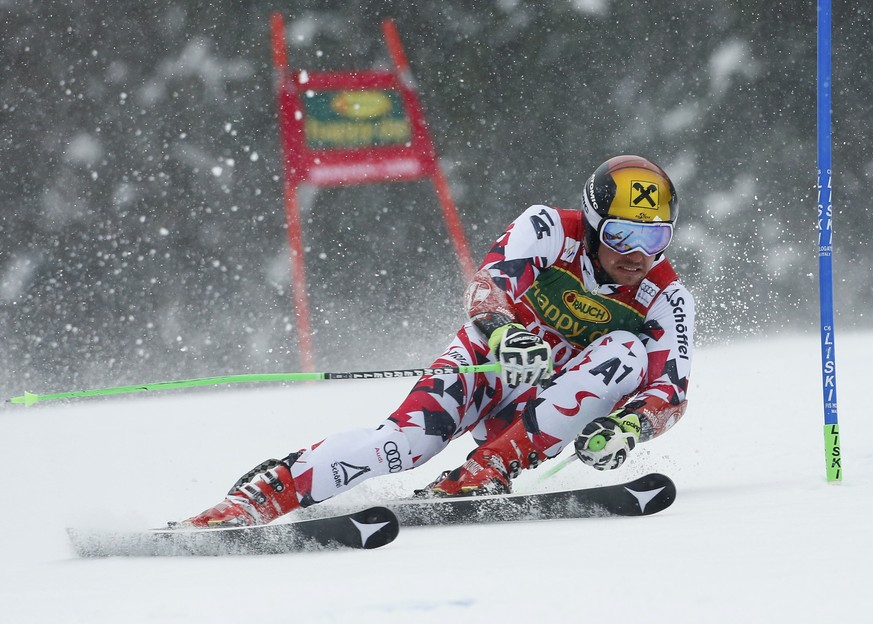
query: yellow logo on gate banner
330 91 394 119
304 89 411 149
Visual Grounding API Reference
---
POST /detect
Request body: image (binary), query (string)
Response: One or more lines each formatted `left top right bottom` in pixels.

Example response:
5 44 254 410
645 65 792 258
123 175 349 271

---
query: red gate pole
271 12 315 371
381 19 476 281
431 167 476 280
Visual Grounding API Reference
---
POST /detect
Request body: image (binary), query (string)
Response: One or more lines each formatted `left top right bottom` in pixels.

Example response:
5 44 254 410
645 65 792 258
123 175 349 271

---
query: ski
388 472 676 526
68 506 399 557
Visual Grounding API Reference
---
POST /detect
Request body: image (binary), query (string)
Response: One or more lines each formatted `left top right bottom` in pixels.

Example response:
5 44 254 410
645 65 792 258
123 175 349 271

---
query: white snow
0 332 869 623
64 132 104 167
569 0 611 17
709 39 760 98
0 252 42 303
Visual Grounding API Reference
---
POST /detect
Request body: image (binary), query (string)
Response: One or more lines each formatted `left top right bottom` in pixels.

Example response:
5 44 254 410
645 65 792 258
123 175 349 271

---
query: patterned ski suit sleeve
626 283 696 442
464 205 574 330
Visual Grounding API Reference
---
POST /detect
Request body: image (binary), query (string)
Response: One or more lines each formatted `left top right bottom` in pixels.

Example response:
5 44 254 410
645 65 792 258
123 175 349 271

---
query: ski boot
422 419 543 497
180 454 301 528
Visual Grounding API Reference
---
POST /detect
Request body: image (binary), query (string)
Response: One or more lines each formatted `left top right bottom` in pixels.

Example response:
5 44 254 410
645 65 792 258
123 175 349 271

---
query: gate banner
277 69 438 187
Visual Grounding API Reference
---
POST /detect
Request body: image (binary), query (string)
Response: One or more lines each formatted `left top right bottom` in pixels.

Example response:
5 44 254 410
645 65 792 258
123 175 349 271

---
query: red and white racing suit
287 205 695 507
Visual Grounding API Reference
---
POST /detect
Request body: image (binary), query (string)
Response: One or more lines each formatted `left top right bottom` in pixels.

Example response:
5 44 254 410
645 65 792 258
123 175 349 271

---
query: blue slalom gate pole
817 0 842 482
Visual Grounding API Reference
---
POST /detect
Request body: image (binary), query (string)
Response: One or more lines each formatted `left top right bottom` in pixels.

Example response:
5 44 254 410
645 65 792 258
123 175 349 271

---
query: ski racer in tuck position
182 154 696 527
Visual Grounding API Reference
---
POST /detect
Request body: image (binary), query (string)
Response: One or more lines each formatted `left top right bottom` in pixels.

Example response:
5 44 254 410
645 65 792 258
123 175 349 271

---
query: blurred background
1 0 870 399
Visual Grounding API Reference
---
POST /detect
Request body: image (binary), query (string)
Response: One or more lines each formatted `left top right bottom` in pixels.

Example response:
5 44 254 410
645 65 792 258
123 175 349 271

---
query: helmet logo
584 176 598 211
631 181 659 209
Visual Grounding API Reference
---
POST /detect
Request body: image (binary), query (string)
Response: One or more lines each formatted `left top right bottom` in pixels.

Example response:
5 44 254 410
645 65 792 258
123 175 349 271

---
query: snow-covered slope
1 333 869 623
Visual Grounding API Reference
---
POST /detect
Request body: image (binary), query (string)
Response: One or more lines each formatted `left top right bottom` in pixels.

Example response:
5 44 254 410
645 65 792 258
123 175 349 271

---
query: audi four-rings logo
383 441 403 473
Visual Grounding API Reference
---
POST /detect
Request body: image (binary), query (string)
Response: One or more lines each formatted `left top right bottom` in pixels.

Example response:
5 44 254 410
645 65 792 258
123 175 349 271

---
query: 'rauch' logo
562 292 612 323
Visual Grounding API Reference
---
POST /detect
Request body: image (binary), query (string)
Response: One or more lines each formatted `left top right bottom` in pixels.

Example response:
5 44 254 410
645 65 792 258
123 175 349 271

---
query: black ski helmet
581 155 678 257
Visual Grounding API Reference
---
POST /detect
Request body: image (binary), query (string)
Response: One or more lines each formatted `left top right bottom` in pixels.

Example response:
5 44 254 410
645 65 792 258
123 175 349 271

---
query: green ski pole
7 363 502 407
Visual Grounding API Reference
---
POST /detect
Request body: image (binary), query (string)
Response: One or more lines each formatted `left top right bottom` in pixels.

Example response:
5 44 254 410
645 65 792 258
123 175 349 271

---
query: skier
181 154 695 528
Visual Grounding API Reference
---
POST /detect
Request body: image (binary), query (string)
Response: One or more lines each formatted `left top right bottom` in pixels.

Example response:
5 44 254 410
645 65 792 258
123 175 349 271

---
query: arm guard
464 268 517 340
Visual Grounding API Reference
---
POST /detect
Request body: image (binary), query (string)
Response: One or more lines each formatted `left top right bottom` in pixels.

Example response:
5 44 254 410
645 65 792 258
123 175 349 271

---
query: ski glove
574 409 642 470
488 323 553 388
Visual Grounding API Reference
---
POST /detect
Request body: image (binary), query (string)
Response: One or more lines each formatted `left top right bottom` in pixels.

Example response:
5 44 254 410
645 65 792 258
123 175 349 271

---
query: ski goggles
599 219 674 256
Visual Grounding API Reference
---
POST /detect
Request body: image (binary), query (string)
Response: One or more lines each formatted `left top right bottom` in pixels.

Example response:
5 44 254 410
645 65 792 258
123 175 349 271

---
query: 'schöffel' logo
562 292 612 323
332 461 372 488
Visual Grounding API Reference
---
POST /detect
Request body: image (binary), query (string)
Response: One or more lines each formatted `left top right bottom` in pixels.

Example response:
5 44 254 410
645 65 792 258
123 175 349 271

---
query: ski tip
348 506 400 549
622 472 677 515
